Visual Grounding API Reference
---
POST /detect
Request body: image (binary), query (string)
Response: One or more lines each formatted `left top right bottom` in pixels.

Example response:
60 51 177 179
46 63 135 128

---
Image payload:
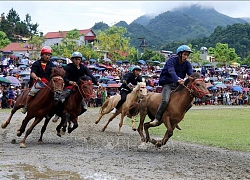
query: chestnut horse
95 80 147 135
38 76 94 140
1 67 66 148
130 72 211 147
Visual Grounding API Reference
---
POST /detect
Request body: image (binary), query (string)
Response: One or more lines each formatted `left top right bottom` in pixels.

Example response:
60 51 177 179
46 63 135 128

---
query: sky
0 1 250 35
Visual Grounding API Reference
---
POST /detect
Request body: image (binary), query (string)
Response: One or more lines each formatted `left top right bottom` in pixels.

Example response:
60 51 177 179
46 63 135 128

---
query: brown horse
95 80 147 135
130 72 211 147
1 67 65 148
39 76 94 139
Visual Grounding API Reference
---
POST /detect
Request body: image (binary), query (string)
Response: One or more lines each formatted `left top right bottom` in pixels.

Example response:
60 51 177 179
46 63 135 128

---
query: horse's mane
175 72 202 92
51 67 66 78
77 76 92 84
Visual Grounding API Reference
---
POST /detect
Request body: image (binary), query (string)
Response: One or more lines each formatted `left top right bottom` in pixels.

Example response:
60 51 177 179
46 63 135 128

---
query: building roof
44 29 96 39
1 43 35 51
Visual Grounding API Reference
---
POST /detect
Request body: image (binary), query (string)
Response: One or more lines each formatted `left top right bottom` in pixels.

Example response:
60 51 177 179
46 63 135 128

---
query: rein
34 76 64 92
182 78 209 98
76 80 93 99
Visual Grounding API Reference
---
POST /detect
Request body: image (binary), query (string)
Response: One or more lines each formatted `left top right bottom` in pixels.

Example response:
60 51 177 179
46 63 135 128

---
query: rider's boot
150 101 168 126
21 95 33 114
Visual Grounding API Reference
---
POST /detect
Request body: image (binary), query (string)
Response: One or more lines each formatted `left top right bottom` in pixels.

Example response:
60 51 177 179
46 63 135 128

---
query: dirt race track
0 107 250 180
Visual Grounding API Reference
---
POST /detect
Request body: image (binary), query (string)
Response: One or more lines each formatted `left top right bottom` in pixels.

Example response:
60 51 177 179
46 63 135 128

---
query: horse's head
49 67 66 101
133 78 148 97
185 72 211 98
77 76 94 101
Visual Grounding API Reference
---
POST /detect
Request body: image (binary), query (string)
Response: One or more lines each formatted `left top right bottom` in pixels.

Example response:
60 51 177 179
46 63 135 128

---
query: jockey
21 46 55 114
52 52 99 122
150 45 193 126
111 66 142 114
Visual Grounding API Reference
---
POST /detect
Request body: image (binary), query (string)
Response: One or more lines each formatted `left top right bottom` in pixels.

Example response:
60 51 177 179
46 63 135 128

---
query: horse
129 72 211 147
94 96 138 131
1 67 66 148
95 80 148 135
38 76 94 140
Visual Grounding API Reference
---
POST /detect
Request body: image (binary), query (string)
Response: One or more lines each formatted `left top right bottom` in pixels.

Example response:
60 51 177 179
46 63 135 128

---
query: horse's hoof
16 131 22 137
1 123 7 129
60 130 65 135
95 121 99 124
101 128 105 132
150 138 158 145
57 132 61 137
132 128 136 131
38 140 44 144
155 142 162 148
20 143 26 148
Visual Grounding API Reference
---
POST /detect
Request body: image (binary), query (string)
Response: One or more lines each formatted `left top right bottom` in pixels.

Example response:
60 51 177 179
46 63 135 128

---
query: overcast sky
0 1 249 35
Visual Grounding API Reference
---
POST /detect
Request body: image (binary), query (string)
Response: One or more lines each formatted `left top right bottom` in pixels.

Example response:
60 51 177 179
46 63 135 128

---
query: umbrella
146 86 153 90
82 57 86 61
103 58 111 62
116 61 122 64
191 62 199 66
107 80 117 84
99 77 109 81
146 60 153 63
204 64 213 67
87 65 97 69
11 69 20 73
122 60 130 63
19 71 30 76
207 86 218 91
243 87 250 92
138 60 146 65
232 86 243 92
230 72 238 76
215 83 227 89
5 76 21 85
0 77 11 84
13 53 22 58
106 75 114 79
50 56 59 61
205 82 213 88
101 83 108 87
89 59 96 63
18 65 28 69
97 68 105 71
153 61 161 64
108 84 120 88
22 76 31 81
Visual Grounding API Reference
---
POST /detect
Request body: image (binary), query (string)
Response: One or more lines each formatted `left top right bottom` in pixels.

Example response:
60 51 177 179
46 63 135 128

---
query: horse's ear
189 76 194 81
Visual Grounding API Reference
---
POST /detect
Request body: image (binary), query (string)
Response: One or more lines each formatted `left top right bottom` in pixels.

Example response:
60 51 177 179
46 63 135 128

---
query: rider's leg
21 84 39 114
150 84 172 126
59 89 71 103
111 90 128 114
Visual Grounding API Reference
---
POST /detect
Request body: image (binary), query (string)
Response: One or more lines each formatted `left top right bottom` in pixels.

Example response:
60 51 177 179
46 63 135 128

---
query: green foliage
0 31 11 49
0 8 39 41
140 49 165 62
26 35 45 59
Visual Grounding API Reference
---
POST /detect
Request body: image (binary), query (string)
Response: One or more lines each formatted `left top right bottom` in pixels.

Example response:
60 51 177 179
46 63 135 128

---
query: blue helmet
132 66 142 71
71 52 82 59
176 45 193 54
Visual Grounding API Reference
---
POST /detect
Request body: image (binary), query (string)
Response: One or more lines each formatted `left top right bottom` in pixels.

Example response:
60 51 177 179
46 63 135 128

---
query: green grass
126 108 250 152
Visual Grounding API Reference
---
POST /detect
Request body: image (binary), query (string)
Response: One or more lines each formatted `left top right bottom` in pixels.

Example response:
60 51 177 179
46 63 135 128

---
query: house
1 42 38 55
43 29 96 47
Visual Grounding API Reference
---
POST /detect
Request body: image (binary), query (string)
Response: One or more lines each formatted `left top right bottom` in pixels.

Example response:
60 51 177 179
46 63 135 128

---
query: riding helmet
71 52 83 60
41 46 52 55
176 45 193 54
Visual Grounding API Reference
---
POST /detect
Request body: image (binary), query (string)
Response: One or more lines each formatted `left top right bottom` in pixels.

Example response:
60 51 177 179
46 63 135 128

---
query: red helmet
41 46 52 55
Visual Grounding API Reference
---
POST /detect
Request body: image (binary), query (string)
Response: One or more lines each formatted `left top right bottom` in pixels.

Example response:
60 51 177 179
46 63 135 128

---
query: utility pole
138 37 147 53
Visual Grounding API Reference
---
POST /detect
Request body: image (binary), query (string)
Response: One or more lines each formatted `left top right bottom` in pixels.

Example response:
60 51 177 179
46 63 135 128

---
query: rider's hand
122 80 127 84
35 77 41 81
177 79 185 85
69 81 77 86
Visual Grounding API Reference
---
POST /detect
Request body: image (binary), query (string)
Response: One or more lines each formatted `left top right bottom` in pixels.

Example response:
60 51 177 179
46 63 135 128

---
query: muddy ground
0 107 249 180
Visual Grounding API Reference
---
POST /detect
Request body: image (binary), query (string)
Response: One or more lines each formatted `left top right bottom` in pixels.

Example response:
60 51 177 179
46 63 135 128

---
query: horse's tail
128 102 140 117
99 98 110 114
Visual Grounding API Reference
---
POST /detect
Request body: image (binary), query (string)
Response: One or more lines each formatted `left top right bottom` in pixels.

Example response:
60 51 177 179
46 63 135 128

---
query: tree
26 35 45 59
24 14 39 37
208 43 238 66
95 26 132 61
0 31 11 49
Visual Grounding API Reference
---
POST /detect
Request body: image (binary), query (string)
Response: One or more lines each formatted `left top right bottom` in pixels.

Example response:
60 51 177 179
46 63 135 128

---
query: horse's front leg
131 116 137 131
95 113 104 124
156 117 173 147
68 117 78 134
117 111 127 135
38 115 52 143
1 107 18 128
20 117 43 148
102 112 120 132
137 110 147 142
17 114 34 137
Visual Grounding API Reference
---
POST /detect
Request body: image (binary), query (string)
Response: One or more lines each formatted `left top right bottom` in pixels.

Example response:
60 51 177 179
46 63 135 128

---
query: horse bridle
182 78 210 98
76 80 94 100
34 76 64 92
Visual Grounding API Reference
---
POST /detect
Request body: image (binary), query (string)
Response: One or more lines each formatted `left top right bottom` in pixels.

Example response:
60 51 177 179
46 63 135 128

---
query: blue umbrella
207 86 218 91
138 60 146 65
232 86 242 92
123 60 130 63
146 86 153 90
146 60 153 63
153 61 161 64
89 58 96 63
50 56 59 61
116 61 122 64
82 57 86 61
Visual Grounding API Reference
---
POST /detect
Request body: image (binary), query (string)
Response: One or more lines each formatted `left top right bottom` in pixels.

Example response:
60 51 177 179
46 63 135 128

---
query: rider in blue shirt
150 45 193 125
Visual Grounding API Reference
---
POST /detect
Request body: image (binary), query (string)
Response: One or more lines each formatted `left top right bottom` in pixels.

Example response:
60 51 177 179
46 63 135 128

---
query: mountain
92 5 248 51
